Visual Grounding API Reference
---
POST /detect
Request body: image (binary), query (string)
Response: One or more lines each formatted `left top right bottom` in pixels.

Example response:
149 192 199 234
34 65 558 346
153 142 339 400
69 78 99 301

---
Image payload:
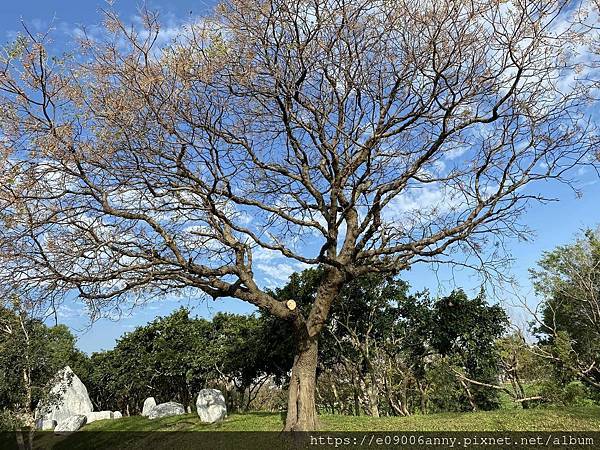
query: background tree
207 313 275 412
83 351 124 414
79 308 283 414
431 290 508 411
0 0 596 430
529 228 600 391
328 275 406 417
86 309 211 414
494 333 547 408
270 269 508 416
0 296 81 449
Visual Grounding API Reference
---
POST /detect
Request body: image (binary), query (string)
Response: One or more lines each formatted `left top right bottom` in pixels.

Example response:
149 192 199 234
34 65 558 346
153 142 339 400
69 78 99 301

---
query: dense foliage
0 301 85 431
530 228 600 399
266 269 509 416
73 310 285 414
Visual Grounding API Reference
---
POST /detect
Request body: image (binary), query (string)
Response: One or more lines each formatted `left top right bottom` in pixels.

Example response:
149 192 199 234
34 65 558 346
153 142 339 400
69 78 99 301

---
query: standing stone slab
54 415 87 435
37 366 93 426
141 397 157 417
85 411 113 423
147 402 185 420
113 411 123 419
196 389 227 423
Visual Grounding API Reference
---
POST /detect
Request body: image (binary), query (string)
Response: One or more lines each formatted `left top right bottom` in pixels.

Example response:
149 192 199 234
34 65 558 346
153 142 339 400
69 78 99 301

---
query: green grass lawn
74 406 600 432
26 407 600 450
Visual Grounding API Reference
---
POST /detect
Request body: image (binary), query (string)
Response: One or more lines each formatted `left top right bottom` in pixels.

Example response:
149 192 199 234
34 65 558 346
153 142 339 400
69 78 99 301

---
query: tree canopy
530 228 600 390
0 299 83 434
269 268 509 415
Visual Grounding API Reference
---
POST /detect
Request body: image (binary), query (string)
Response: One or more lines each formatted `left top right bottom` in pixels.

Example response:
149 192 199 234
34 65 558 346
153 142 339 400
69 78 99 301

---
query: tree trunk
284 336 318 431
351 373 361 416
400 377 410 416
14 417 34 450
331 381 339 415
284 267 345 431
512 370 529 409
418 382 428 414
364 375 380 417
15 432 26 450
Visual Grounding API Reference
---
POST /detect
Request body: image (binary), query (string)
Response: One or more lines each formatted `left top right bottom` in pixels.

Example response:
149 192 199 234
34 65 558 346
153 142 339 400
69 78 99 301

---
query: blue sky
2 1 599 353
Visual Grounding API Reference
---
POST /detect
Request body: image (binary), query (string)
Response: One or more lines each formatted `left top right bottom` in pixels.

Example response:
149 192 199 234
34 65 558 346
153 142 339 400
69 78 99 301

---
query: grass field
74 406 600 432
12 406 600 450
21 406 600 449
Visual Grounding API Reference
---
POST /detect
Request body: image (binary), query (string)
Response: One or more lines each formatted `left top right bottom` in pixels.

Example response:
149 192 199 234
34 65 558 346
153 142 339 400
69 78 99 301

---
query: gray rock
37 366 93 425
113 411 122 419
37 419 57 431
196 389 227 423
147 402 185 420
54 415 87 435
85 411 113 423
141 397 157 417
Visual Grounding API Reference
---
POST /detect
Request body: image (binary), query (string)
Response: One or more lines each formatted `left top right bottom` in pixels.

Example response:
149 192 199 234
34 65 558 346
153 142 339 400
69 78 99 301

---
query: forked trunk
284 336 318 431
15 423 34 450
366 364 381 417
284 267 345 431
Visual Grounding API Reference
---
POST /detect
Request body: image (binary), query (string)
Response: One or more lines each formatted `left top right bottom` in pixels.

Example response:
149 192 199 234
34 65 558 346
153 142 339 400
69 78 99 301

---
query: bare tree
0 0 597 430
450 331 545 410
571 0 600 101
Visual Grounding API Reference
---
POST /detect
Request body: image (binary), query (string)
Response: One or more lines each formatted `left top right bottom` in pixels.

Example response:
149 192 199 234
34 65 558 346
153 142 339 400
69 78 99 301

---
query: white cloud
256 262 297 283
251 247 281 262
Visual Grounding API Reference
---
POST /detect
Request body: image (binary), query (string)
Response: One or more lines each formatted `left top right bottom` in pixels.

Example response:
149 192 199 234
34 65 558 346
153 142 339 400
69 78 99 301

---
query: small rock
85 411 113 423
141 397 157 417
113 411 122 419
196 389 227 423
37 419 57 430
54 415 87 435
148 402 185 420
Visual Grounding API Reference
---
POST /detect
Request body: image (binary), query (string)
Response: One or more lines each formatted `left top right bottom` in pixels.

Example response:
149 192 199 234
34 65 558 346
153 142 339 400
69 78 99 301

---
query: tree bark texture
284 336 319 431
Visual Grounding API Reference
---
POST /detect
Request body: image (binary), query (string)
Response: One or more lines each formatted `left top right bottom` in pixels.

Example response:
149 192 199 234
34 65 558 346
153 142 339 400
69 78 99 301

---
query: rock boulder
54 415 87 435
147 402 185 420
85 411 113 423
141 397 157 417
196 389 227 423
37 419 57 431
37 366 93 426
